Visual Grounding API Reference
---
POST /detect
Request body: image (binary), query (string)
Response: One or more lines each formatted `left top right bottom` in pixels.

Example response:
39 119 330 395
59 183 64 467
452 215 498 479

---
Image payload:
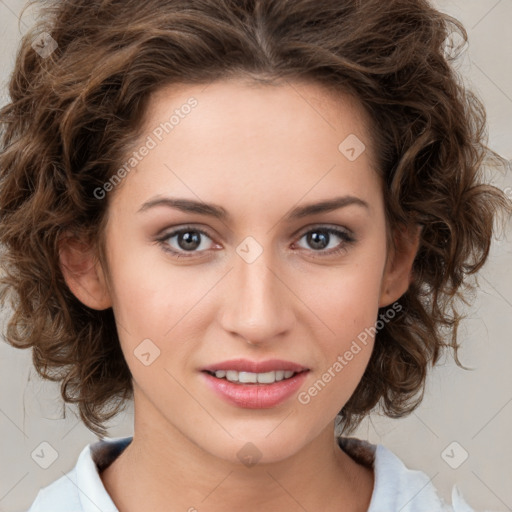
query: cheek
298 269 382 414
104 226 190 330
104 241 219 381
307 256 385 332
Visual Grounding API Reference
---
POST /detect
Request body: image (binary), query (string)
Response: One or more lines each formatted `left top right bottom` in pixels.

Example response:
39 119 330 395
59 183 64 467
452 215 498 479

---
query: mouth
200 359 310 408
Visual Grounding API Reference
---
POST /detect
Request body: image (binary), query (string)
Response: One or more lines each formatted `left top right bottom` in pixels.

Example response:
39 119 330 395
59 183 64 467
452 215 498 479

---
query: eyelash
155 225 356 259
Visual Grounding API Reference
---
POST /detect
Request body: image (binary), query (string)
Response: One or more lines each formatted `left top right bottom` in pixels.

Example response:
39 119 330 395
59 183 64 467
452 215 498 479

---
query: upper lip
202 358 309 373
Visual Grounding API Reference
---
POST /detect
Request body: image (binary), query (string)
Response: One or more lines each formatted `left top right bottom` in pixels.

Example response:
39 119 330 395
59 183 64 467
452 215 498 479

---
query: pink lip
202 358 308 373
202 371 308 408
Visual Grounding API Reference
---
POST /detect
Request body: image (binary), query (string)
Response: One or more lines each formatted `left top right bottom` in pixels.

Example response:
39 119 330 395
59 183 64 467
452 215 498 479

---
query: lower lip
202 371 309 409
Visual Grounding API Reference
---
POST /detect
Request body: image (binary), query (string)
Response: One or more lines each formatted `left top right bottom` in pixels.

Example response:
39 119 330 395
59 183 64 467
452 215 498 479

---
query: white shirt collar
28 435 478 512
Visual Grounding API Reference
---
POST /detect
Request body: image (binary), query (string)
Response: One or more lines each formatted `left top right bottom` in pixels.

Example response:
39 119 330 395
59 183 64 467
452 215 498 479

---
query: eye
156 226 217 258
294 226 355 256
155 224 356 259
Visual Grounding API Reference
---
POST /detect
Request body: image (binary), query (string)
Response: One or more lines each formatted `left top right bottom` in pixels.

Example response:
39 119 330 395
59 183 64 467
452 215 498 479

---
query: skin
59 78 420 512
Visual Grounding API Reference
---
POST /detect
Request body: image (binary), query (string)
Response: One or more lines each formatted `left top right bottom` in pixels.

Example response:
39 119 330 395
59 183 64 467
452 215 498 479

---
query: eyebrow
137 195 369 221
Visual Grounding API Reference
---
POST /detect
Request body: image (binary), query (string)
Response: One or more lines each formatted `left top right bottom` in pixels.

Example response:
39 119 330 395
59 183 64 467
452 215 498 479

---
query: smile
205 369 302 384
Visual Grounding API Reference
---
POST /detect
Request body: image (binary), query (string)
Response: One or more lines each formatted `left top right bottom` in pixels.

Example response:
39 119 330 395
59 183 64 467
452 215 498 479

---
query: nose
218 245 295 346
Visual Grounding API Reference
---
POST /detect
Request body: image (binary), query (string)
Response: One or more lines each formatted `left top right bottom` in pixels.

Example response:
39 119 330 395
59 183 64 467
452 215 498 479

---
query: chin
195 423 313 466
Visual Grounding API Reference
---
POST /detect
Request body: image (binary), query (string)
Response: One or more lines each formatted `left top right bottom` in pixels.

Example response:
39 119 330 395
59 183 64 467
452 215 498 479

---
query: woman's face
65 78 416 464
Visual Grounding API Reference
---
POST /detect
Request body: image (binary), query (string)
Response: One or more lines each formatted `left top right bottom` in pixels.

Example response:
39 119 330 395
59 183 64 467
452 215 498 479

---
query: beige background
1 1 511 511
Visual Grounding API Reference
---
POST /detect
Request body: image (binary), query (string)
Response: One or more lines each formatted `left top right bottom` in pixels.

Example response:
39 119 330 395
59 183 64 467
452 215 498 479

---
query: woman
1 0 510 511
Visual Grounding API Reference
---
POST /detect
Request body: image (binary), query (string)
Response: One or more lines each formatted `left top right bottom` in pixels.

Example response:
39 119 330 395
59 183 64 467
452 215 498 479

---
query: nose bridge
220 241 292 343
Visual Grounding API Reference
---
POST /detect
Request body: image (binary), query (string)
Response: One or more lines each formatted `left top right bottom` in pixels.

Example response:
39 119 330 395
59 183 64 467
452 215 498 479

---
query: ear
379 223 422 308
58 232 112 310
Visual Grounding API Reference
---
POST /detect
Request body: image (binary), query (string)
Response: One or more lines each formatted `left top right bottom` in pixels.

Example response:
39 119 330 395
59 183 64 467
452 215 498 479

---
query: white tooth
226 370 239 382
257 371 276 384
238 371 257 383
219 370 296 384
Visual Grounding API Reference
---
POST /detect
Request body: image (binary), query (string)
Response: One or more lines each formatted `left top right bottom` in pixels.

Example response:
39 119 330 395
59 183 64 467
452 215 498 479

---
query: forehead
108 77 383 221
142 77 376 159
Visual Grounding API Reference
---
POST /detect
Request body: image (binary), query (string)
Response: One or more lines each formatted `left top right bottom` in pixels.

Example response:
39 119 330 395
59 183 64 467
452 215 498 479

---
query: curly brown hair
0 0 510 439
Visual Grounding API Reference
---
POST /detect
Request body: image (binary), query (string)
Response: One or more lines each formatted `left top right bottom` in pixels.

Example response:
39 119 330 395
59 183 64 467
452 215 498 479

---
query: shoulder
337 435 494 512
26 436 132 512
